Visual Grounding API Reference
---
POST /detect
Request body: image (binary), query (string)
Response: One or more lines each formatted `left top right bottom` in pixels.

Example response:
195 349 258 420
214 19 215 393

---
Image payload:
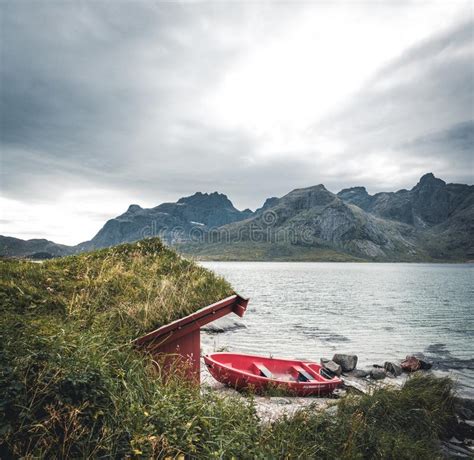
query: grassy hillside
0 238 233 339
0 238 458 458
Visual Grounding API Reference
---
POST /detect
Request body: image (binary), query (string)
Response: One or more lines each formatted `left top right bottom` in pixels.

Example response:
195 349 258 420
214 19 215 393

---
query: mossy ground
0 238 457 458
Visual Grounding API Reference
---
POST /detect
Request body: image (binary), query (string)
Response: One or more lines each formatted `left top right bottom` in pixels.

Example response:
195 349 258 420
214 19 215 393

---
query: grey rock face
337 186 372 210
79 191 253 251
332 354 358 372
222 184 420 260
255 197 279 214
338 173 473 229
336 173 474 260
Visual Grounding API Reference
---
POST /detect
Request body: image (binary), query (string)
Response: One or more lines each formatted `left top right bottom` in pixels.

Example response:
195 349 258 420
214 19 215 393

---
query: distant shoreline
197 259 473 264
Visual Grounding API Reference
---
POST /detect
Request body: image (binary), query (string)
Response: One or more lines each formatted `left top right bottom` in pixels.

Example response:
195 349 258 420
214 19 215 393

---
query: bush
259 375 455 459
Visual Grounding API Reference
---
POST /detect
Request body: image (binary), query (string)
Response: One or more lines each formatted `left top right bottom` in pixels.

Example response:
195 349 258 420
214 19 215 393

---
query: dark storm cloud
401 121 474 159
0 1 256 199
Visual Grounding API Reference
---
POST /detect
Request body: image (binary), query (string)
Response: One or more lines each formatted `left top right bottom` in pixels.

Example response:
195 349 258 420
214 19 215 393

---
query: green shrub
259 375 455 459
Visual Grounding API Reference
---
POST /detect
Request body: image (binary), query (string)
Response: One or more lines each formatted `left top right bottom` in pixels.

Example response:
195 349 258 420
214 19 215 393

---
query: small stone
321 358 342 376
419 359 432 370
271 397 291 405
384 362 402 377
370 368 386 380
332 354 358 372
333 388 347 398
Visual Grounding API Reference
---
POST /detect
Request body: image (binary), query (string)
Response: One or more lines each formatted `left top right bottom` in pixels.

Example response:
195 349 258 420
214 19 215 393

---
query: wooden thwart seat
293 365 315 382
254 363 273 378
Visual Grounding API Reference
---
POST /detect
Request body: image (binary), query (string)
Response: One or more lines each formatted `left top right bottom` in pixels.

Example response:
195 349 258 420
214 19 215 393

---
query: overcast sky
1 0 473 244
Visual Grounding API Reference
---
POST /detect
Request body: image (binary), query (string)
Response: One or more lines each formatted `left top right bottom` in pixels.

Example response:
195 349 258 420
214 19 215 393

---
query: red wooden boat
204 352 342 396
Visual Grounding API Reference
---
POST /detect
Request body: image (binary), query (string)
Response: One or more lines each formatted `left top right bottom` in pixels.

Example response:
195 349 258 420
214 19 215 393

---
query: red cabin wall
150 329 201 382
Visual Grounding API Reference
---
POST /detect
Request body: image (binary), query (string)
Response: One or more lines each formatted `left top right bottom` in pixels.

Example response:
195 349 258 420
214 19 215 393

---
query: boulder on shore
321 358 342 376
332 353 358 372
400 356 432 372
350 369 369 378
370 368 386 380
384 361 402 377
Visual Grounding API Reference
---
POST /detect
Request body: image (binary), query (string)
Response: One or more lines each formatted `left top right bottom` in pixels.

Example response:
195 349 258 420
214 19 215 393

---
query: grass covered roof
0 237 233 340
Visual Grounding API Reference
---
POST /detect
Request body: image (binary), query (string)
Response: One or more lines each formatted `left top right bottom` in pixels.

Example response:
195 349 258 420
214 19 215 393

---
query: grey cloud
311 19 474 191
1 1 473 221
1 1 257 200
401 121 474 158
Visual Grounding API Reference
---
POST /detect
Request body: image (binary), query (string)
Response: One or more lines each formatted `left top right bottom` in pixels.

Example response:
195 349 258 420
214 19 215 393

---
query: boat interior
210 353 337 382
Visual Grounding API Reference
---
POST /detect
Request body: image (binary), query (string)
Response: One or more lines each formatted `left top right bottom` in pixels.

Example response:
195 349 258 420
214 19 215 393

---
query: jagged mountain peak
177 191 235 210
280 184 336 208
126 204 142 213
413 173 446 190
292 184 329 192
338 186 368 195
337 186 372 210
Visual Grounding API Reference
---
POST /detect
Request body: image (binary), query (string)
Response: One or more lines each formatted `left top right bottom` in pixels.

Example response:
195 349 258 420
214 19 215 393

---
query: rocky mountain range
76 192 252 252
1 174 472 261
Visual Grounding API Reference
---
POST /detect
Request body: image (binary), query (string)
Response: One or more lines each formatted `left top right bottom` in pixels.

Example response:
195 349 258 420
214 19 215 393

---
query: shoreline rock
348 369 369 378
401 355 433 372
332 353 358 372
370 368 386 380
321 358 342 376
384 361 402 376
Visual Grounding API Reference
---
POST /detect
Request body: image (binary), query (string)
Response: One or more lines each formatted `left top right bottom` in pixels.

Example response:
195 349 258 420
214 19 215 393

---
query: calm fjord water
201 262 474 397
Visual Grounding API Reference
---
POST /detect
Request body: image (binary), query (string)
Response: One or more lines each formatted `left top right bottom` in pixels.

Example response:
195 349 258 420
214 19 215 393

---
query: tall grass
261 375 455 459
0 238 457 458
0 238 233 339
0 312 259 458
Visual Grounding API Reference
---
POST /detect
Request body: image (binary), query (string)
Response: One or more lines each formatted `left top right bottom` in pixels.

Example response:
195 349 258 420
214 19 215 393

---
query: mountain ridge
1 174 472 262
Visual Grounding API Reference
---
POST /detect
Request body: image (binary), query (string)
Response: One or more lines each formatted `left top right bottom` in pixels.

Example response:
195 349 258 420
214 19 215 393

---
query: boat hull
204 352 342 396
